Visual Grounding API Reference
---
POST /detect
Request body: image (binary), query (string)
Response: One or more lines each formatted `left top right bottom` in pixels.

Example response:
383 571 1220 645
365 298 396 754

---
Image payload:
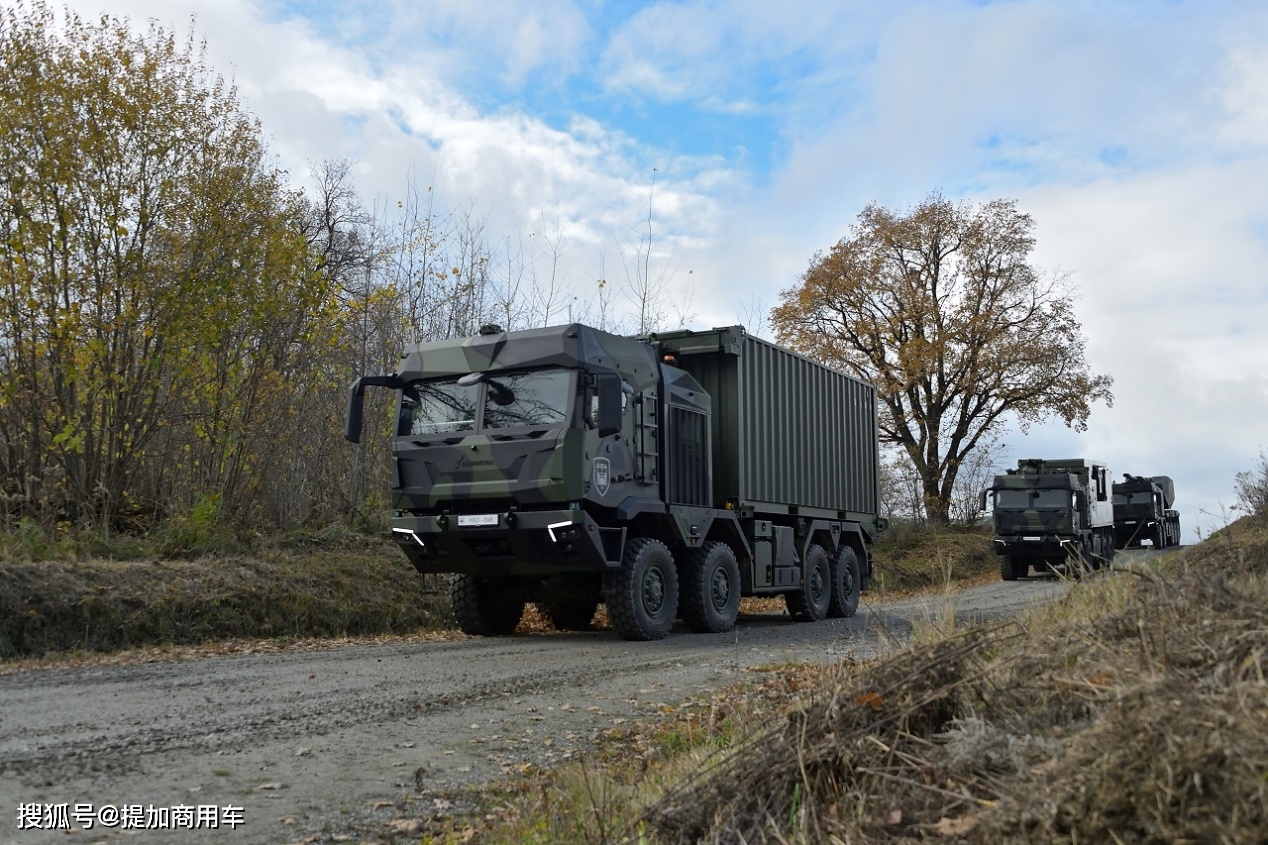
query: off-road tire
1000 555 1023 581
827 545 861 618
536 600 598 631
1068 540 1095 579
450 574 525 636
1154 525 1166 550
785 543 831 622
1101 530 1116 566
608 538 679 641
679 541 741 633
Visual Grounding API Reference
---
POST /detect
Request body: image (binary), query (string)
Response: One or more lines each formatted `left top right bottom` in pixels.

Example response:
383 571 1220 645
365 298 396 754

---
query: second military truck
982 458 1116 580
1113 474 1180 549
346 323 882 641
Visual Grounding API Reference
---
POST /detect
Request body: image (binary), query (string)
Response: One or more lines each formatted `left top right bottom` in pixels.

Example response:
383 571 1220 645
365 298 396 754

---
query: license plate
457 513 499 527
1023 536 1041 541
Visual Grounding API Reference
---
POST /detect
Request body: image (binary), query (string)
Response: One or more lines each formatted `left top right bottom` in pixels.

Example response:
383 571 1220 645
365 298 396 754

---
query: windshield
398 368 573 437
398 379 479 436
995 488 1070 509
482 369 572 429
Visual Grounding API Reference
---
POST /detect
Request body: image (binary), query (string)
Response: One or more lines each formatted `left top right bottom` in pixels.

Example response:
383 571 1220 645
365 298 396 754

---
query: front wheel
679 541 742 634
450 574 525 636
785 544 831 622
1000 555 1023 581
827 545 861 618
608 538 679 641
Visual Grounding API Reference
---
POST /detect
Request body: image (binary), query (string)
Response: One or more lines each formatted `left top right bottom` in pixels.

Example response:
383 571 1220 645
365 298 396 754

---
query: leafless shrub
1234 449 1268 518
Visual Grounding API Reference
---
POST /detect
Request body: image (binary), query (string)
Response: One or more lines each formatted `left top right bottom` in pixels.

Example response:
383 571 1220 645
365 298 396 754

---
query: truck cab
1113 474 1180 550
982 458 1115 580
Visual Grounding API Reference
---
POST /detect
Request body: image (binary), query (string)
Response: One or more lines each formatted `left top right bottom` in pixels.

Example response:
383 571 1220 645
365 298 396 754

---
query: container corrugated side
652 327 879 518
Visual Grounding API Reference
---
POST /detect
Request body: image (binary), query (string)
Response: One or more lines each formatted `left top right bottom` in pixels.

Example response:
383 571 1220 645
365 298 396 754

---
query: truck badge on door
594 458 611 496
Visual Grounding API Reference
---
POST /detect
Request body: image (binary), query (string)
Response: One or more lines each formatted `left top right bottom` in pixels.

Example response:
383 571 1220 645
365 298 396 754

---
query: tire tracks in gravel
0 566 1098 845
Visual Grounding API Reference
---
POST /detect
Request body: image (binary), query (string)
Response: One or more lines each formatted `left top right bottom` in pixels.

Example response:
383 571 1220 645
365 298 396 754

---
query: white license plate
1023 536 1041 541
457 513 499 527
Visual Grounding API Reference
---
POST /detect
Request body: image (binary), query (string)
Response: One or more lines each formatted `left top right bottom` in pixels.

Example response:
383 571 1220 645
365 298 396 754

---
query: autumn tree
0 2 338 528
772 192 1113 523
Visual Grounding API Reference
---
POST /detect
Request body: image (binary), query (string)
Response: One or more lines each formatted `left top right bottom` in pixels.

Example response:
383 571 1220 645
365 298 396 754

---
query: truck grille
667 406 710 506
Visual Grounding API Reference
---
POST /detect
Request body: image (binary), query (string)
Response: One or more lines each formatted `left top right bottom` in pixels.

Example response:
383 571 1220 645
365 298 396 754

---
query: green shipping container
648 326 880 526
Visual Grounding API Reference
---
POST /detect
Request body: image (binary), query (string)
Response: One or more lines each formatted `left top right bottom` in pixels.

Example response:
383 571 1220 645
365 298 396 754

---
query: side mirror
345 374 401 443
596 372 623 438
978 490 989 512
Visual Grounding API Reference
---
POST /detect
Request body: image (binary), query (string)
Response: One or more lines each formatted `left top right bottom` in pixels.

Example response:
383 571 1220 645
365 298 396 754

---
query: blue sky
40 0 1268 539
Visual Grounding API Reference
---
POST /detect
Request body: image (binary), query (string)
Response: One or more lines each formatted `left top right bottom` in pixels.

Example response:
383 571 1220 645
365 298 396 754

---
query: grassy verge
1 521 994 661
868 520 997 594
0 528 450 659
400 518 1267 844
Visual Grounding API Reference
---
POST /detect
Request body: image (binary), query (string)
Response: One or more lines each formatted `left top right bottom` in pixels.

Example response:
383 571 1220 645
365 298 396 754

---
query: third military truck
1112 474 1180 550
981 458 1116 580
346 323 882 640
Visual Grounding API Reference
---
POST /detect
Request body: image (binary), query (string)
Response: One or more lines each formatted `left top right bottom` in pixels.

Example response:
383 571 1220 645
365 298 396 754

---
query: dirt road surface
0 562 1108 845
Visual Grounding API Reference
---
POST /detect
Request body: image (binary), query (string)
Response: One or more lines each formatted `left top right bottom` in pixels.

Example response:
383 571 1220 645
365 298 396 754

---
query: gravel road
0 564 1094 845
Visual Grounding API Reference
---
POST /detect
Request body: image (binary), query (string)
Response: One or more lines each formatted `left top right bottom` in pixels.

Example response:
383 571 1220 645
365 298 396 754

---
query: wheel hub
810 565 825 601
710 566 730 611
642 566 665 614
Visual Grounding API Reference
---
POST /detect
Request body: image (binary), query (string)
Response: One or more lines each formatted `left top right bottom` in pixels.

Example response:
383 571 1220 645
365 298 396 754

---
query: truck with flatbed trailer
1113 474 1180 550
981 458 1116 580
345 323 883 641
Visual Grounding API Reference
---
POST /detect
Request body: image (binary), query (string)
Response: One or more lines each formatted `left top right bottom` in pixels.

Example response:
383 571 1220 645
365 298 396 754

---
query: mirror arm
345 374 402 444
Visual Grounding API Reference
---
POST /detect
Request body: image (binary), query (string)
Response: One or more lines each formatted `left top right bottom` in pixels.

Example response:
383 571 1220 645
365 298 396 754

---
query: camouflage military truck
345 323 882 641
1112 474 1180 550
980 458 1116 581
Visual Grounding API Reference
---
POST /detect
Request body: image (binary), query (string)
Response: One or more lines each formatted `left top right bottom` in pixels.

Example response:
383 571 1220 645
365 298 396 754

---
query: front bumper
1113 519 1156 547
993 534 1077 562
390 508 624 575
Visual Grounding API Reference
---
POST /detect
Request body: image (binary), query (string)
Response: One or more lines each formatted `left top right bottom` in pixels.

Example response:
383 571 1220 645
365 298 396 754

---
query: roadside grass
0 526 451 659
868 520 997 595
404 517 1268 845
0 520 991 661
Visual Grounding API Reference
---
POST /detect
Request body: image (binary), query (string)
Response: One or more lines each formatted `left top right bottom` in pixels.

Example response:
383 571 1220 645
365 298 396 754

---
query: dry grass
0 534 451 658
644 518 1268 844
869 522 997 594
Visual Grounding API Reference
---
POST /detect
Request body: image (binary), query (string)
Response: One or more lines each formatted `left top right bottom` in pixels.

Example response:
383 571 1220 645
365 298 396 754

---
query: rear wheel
536 599 598 631
679 542 741 633
785 544 831 622
450 574 525 636
1069 540 1094 579
608 538 679 641
827 545 861 618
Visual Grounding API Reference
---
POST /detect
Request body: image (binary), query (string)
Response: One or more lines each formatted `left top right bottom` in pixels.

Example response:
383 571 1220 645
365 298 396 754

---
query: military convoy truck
981 458 1116 580
345 323 882 641
1113 474 1180 550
